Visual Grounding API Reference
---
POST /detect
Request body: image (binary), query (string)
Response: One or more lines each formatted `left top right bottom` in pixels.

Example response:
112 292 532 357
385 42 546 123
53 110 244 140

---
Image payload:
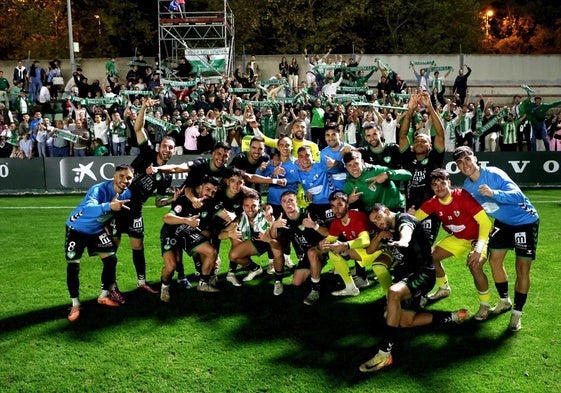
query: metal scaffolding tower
157 0 235 79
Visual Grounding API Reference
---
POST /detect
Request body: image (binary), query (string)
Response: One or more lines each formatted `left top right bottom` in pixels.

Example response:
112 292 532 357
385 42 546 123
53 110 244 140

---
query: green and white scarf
238 210 270 241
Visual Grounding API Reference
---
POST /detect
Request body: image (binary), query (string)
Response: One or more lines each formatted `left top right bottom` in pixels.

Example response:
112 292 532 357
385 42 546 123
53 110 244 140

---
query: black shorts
398 267 435 310
251 239 272 256
65 226 116 261
175 224 212 256
110 209 145 239
295 251 327 270
160 225 183 255
420 214 442 245
489 219 539 260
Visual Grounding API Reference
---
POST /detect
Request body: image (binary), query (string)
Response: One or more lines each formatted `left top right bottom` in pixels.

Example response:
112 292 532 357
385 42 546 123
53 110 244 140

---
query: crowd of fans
1 52 560 159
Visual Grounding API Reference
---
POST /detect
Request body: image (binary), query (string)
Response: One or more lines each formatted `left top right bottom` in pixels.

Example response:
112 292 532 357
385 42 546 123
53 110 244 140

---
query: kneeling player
159 176 221 302
221 192 284 295
415 168 492 320
270 191 329 305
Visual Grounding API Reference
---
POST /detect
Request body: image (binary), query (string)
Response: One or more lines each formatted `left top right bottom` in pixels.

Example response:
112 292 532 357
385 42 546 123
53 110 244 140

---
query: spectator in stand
525 96 561 151
38 82 52 115
70 118 90 157
499 112 525 152
46 60 62 100
278 56 289 79
13 61 27 86
18 113 31 136
28 61 45 103
452 64 472 105
509 94 531 152
51 119 70 157
183 118 199 154
288 57 300 92
309 98 326 148
93 110 111 153
110 111 127 156
73 68 90 98
18 132 33 159
0 71 10 109
246 55 260 80
431 69 451 106
411 65 431 92
35 118 49 158
456 103 475 149
92 138 109 156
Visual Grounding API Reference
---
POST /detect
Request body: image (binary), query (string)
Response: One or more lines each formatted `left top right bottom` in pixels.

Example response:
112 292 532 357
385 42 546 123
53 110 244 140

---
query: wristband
272 178 279 185
474 240 486 254
313 223 320 231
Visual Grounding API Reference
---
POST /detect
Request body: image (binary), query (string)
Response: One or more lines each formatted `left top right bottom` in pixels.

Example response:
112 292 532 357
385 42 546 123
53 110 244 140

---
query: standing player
297 145 337 227
110 98 175 296
343 150 411 212
258 118 320 161
270 190 328 305
353 122 401 169
399 92 445 245
256 136 301 272
65 165 134 321
454 146 539 331
415 168 493 320
320 124 350 192
359 203 467 372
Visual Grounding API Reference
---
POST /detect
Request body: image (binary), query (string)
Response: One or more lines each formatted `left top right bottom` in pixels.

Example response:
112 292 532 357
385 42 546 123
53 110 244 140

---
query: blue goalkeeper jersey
66 180 132 234
298 161 334 205
256 158 300 205
463 166 538 226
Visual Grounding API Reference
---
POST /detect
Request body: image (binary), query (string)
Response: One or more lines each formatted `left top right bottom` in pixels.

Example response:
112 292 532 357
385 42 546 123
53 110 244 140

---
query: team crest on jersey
421 158 429 165
174 205 183 214
201 212 208 219
384 156 391 163
454 210 460 217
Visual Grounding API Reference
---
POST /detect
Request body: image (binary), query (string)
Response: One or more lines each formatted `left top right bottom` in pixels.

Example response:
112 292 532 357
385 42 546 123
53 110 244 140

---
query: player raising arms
110 98 176 299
